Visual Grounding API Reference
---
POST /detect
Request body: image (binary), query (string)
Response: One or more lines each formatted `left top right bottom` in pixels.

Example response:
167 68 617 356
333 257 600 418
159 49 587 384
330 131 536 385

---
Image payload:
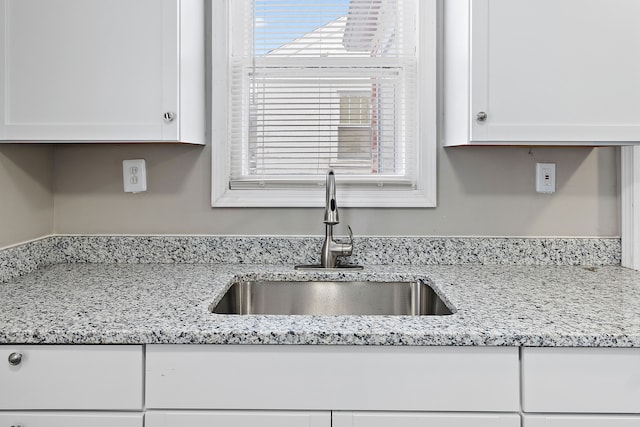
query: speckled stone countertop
1 262 639 346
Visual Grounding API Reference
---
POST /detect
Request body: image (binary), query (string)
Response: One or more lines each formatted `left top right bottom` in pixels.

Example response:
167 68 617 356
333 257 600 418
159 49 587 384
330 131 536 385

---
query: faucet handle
342 225 354 257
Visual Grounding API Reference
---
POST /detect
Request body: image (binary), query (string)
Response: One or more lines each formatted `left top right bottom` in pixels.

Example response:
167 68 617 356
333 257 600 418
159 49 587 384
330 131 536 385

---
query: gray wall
0 138 619 242
52 143 619 237
0 145 54 247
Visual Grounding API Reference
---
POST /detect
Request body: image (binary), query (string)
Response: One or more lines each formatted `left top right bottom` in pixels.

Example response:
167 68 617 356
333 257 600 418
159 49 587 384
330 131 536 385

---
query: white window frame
211 0 437 208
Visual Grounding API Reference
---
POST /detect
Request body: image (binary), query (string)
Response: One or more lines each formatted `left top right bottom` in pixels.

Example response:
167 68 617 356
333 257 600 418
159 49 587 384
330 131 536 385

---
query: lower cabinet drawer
333 412 521 427
523 415 640 427
522 348 640 413
145 410 331 427
146 345 520 411
0 412 143 427
145 411 519 427
0 345 143 410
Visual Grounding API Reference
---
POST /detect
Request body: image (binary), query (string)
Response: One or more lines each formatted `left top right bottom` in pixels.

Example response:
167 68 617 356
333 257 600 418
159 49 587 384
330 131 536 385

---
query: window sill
211 187 436 208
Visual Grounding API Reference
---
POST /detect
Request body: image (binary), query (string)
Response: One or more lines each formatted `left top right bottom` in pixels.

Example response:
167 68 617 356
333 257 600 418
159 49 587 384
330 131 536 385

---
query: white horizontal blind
229 0 418 189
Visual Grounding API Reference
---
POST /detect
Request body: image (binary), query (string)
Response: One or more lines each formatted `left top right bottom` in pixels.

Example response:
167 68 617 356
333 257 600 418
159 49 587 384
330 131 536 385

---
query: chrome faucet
295 169 361 270
321 170 353 268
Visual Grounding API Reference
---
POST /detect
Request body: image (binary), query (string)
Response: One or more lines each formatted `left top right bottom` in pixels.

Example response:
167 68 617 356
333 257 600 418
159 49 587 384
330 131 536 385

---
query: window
212 0 436 207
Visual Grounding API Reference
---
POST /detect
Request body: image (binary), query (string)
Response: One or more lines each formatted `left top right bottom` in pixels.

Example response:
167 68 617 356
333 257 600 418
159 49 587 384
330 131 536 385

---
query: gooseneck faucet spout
321 170 353 268
324 170 339 225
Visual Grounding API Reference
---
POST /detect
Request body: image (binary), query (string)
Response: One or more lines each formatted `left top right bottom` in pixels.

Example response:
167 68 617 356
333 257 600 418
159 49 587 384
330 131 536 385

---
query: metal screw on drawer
476 112 488 122
8 352 22 366
163 112 176 122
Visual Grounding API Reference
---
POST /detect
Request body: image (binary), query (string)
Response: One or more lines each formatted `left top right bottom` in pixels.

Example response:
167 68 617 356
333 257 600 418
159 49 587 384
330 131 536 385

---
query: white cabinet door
145 411 331 427
146 345 519 412
333 412 520 427
0 412 143 427
0 345 143 410
0 0 204 144
524 414 640 427
444 0 640 146
522 347 640 413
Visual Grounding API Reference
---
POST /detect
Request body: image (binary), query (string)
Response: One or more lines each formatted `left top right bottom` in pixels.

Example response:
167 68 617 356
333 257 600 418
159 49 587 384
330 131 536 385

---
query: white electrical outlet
123 159 147 193
536 162 556 194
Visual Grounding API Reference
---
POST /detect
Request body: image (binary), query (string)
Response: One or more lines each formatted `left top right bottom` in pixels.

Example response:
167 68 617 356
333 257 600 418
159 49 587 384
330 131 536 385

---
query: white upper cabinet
444 0 640 146
0 0 204 144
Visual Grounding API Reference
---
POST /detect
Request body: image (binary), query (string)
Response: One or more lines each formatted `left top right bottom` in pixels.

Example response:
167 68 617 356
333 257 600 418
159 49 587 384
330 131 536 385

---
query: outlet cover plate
536 162 556 194
123 159 147 193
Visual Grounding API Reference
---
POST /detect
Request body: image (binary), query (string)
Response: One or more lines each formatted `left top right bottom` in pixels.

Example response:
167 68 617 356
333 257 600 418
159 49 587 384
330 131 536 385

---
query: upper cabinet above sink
0 0 204 144
444 0 640 146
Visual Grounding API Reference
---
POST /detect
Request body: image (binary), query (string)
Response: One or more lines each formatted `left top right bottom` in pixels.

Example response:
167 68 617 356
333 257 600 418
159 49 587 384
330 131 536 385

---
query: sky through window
255 0 350 55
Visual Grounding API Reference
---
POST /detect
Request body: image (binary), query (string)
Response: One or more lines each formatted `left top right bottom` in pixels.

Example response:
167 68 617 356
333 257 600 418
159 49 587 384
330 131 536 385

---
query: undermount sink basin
210 280 453 316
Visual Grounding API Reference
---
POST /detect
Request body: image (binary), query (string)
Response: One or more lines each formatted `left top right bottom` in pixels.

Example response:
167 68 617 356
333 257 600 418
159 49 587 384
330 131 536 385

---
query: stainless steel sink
210 280 453 316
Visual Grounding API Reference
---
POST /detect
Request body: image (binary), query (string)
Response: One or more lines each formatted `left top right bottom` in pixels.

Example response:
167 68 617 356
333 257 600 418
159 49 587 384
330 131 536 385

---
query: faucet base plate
294 264 364 271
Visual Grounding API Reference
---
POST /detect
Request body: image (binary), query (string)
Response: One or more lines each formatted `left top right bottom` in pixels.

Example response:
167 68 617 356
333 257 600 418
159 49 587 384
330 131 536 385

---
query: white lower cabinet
146 345 519 411
522 348 640 426
0 345 144 426
523 415 640 427
0 345 143 410
0 412 143 427
522 348 640 413
13 344 640 426
333 412 521 427
145 411 331 427
145 411 520 427
144 346 521 427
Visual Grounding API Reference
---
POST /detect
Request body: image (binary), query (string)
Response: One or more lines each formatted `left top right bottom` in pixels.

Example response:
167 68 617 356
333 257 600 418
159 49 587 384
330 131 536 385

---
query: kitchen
0 0 636 426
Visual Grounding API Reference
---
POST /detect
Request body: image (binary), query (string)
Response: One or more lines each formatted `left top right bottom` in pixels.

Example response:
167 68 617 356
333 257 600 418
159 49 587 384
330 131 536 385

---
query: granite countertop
1 262 639 346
